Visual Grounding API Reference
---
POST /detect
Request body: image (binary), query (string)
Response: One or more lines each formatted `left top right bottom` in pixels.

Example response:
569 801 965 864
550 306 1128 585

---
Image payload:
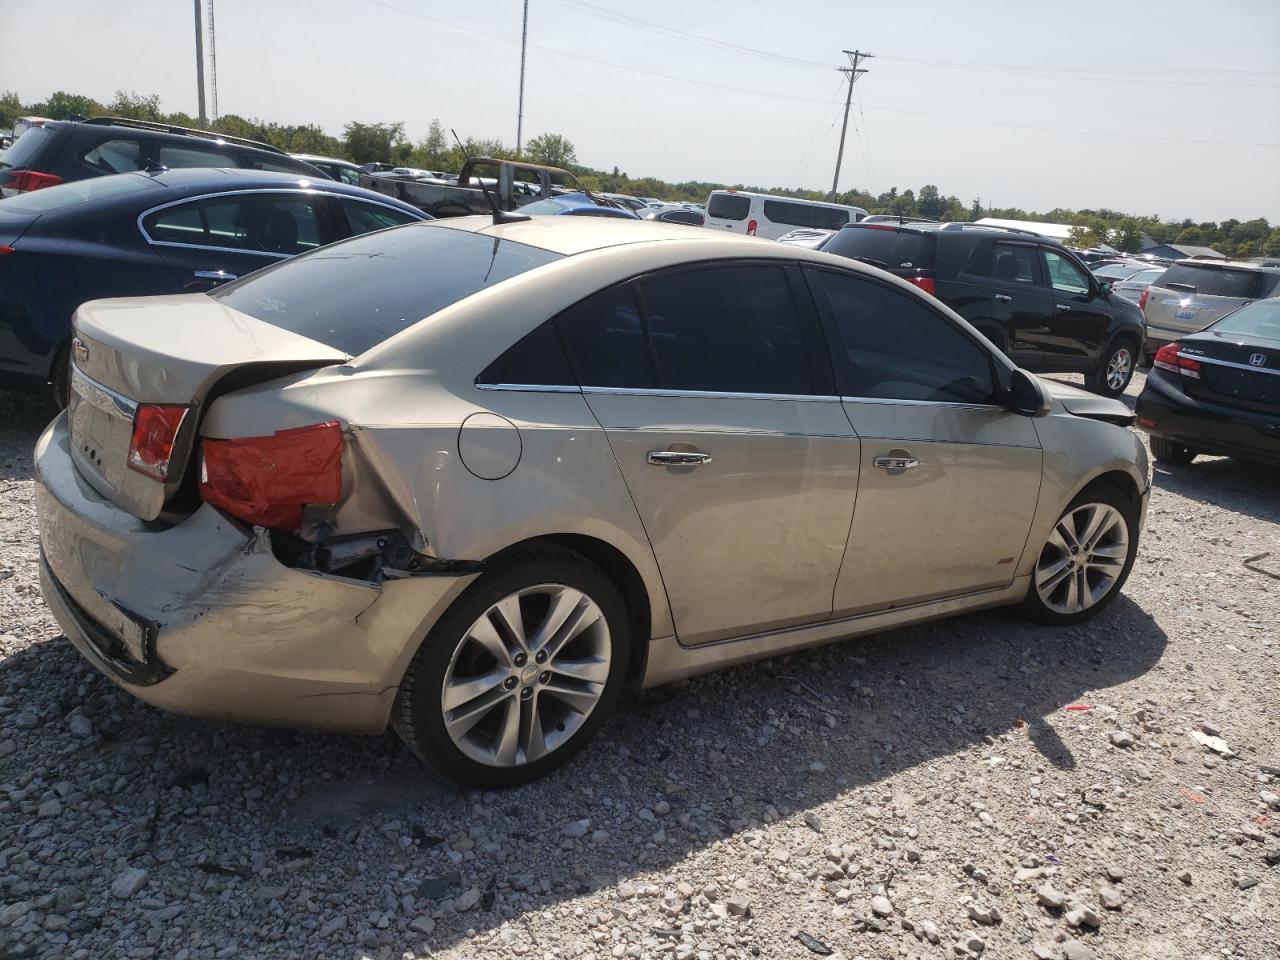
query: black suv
0 117 325 197
822 222 1147 396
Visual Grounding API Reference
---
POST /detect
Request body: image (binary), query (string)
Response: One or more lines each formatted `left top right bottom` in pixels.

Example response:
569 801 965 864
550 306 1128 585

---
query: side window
338 167 363 185
158 143 234 168
990 242 1042 285
639 265 815 395
144 194 322 255
556 286 655 389
810 270 997 405
143 202 206 244
200 193 322 255
80 139 144 174
337 197 419 236
249 157 307 174
477 322 574 387
1043 250 1091 296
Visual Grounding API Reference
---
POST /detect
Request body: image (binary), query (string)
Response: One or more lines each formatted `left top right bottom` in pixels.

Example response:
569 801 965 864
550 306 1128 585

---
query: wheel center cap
520 666 540 685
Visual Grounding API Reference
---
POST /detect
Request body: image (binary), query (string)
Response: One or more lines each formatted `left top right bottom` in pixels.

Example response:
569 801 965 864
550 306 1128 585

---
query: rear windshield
1211 299 1280 342
822 226 937 271
0 171 163 212
0 125 56 171
1159 263 1261 299
707 193 749 221
212 224 562 356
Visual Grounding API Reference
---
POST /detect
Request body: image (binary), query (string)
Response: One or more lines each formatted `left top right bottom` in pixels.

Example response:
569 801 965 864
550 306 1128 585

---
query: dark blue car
0 168 428 400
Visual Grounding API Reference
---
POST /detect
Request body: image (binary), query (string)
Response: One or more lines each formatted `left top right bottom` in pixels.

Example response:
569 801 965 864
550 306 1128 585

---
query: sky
6 0 1279 223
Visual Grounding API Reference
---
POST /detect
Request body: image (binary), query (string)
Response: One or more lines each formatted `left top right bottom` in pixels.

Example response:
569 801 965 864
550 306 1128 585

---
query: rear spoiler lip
1164 282 1197 293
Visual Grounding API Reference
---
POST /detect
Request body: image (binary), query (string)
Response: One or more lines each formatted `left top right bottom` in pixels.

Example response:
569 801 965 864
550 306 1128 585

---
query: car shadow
1149 449 1280 523
0 389 54 482
3 593 1168 955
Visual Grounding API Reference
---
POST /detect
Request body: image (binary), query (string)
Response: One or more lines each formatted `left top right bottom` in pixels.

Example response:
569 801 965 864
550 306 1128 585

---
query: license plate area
68 366 138 494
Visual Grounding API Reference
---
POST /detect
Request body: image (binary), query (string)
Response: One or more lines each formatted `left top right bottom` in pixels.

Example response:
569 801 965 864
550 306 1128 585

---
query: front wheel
1084 339 1136 397
1021 483 1138 625
393 546 630 788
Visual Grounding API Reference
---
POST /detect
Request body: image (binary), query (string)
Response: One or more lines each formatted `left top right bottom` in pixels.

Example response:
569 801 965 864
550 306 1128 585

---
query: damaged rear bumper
34 413 477 733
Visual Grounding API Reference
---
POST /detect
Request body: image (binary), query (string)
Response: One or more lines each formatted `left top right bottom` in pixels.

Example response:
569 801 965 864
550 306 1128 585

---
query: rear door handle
648 450 712 466
994 293 1012 303
873 454 919 474
1055 304 1071 312
193 270 238 282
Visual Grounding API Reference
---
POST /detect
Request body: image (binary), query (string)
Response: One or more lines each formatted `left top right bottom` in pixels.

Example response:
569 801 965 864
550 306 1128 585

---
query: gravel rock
1062 940 1097 960
1037 883 1066 910
1109 730 1135 748
870 894 894 917
110 867 150 899
562 818 591 838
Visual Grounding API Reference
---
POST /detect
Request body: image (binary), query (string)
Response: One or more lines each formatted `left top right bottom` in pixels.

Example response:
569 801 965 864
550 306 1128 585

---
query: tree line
4 89 1277 258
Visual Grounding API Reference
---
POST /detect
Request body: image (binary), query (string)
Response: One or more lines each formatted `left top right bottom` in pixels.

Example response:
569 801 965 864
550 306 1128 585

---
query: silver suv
1142 259 1280 361
36 217 1150 787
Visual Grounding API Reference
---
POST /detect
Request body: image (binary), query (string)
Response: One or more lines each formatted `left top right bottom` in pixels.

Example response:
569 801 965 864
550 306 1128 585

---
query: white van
704 189 868 240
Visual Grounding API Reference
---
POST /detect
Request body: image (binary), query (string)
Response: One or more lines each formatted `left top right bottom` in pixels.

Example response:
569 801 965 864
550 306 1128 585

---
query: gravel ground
1 375 1278 960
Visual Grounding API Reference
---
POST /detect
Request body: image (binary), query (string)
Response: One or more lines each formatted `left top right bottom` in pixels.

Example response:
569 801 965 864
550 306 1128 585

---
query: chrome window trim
71 366 138 420
839 395 1003 411
1180 351 1280 376
475 383 581 394
136 187 421 256
581 386 842 403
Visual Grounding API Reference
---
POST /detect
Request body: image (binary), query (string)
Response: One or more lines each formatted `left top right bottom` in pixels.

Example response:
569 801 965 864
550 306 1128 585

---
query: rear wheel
1021 483 1138 626
49 343 71 410
1084 338 1136 397
1149 435 1196 465
393 546 630 788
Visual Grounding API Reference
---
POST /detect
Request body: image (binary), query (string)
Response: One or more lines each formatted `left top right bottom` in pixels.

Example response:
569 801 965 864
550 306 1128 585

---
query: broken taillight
198 421 344 531
904 276 938 297
127 404 190 481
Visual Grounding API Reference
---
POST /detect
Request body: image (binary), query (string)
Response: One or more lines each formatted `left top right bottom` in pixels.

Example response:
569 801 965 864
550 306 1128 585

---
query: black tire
1020 481 1139 626
393 545 630 788
1084 337 1137 397
1149 435 1196 465
49 342 71 410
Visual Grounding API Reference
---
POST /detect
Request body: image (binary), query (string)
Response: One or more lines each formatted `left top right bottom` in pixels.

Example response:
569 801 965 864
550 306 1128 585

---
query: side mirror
1097 279 1113 296
1007 368 1052 417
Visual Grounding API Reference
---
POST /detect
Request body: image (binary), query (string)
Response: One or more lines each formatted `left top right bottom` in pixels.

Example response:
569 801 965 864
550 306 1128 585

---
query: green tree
107 90 163 121
524 132 576 167
0 90 21 132
917 184 944 219
421 119 449 168
1176 225 1203 244
31 90 105 120
343 122 405 164
1112 218 1144 253
1264 229 1280 257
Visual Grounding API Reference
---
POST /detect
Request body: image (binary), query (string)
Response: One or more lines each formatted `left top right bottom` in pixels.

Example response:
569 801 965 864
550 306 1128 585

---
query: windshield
1211 299 1280 343
212 224 562 356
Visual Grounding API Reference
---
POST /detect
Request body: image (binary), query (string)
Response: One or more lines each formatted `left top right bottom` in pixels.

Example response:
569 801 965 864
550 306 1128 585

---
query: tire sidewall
398 550 630 788
1089 338 1137 397
1023 482 1140 626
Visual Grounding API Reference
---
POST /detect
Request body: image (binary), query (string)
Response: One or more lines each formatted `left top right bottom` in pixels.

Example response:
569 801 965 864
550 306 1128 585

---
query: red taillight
127 404 190 481
1152 342 1200 380
198 421 344 531
1137 287 1149 312
904 276 937 296
2 170 63 193
862 223 896 231
0 245 14 256
746 219 757 236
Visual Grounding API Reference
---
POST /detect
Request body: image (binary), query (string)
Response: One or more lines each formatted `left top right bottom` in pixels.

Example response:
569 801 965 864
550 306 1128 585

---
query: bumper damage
35 414 477 733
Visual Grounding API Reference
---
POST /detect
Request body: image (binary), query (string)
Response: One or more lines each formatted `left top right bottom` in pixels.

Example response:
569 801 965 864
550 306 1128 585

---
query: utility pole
516 0 529 156
194 0 207 125
207 0 219 124
830 49 871 202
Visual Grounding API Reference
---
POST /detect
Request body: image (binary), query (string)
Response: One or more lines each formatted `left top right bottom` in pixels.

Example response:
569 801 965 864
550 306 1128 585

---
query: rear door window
763 200 848 231
707 193 749 220
990 242 1043 285
1159 263 1261 298
335 197 420 235
824 227 936 271
144 193 323 255
81 138 146 174
0 125 56 171
158 143 234 168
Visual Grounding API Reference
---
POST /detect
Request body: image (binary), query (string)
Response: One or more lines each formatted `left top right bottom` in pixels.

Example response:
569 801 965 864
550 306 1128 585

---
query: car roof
429 214 848 259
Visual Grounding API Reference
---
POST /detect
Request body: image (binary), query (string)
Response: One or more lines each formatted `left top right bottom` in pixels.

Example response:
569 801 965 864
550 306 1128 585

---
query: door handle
873 454 919 473
1055 304 1071 312
193 270 237 282
647 450 712 466
994 293 1013 303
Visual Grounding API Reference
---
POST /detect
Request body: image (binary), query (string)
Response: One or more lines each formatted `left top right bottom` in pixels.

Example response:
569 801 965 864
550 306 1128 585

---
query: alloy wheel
1106 347 1132 392
440 584 611 767
1034 502 1130 615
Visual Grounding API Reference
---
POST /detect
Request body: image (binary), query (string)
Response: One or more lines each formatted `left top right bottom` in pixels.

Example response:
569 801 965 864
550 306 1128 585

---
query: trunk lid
1143 262 1275 340
68 294 350 521
1179 330 1280 414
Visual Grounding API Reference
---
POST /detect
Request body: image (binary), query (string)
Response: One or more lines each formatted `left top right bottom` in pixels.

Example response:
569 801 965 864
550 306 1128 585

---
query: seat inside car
262 208 299 254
